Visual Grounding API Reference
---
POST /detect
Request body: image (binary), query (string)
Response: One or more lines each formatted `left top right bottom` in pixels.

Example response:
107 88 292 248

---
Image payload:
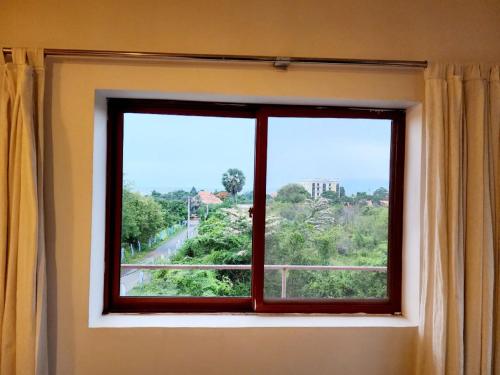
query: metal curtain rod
1 47 428 69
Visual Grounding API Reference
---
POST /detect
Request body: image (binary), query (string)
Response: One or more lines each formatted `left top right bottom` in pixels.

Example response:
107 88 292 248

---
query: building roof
215 191 229 200
197 191 223 205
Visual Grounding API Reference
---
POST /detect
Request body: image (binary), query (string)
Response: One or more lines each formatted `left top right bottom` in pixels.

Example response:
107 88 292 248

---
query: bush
275 184 310 203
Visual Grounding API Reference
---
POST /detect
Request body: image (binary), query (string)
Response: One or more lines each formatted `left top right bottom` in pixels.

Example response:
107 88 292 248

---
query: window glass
264 117 391 299
120 113 255 297
105 99 404 314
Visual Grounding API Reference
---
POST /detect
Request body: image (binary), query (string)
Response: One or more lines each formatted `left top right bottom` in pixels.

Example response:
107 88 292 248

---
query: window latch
248 207 254 218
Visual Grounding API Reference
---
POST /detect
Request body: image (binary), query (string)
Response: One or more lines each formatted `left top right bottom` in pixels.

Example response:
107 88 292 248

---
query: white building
299 179 340 199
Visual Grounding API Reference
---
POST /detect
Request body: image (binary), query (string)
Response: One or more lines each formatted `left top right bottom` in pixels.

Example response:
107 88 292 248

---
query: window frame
103 98 405 314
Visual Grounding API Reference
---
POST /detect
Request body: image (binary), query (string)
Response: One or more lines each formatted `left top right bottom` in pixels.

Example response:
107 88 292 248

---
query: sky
123 113 391 196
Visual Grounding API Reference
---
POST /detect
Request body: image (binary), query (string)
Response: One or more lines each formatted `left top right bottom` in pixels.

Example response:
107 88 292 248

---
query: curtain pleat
0 48 47 375
418 63 500 375
490 66 500 375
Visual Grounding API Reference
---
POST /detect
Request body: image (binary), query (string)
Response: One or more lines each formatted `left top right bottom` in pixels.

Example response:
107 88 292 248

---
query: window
104 99 405 314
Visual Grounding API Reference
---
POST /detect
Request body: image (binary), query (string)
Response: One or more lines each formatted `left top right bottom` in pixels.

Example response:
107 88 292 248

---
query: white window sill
89 313 417 328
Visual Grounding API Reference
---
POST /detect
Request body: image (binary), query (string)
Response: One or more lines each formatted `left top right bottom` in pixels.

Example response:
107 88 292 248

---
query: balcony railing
121 263 387 298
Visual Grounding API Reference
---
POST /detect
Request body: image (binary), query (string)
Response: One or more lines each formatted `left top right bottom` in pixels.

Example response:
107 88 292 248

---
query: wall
1 0 500 62
47 57 419 375
2 1 499 374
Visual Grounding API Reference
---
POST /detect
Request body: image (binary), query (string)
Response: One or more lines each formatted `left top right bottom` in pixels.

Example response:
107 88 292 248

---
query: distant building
197 191 223 205
299 179 340 199
215 191 229 201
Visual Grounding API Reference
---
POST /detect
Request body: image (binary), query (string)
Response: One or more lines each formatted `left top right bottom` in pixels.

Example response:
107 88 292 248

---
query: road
143 218 199 261
120 219 199 295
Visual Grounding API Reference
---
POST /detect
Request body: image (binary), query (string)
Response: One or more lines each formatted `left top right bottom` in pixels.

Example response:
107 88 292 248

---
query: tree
222 168 246 201
276 184 310 203
322 190 341 204
157 190 190 201
354 191 372 204
322 187 355 205
121 188 165 245
122 189 140 243
372 187 388 203
136 196 165 242
190 186 198 196
157 199 187 227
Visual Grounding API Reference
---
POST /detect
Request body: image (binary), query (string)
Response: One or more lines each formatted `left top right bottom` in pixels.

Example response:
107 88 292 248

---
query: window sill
89 313 417 328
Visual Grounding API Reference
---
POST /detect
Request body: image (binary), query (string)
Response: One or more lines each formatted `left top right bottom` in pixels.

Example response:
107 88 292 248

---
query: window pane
120 113 255 297
264 117 391 299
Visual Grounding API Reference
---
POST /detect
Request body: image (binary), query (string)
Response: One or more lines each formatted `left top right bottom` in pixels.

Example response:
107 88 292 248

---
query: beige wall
2 1 499 374
1 0 500 62
48 58 420 375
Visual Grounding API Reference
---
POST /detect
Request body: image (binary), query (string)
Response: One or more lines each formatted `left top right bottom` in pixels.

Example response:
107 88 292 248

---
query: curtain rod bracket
273 57 291 70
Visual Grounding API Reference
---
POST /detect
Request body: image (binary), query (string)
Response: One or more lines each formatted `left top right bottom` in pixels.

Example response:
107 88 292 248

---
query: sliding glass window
104 99 405 314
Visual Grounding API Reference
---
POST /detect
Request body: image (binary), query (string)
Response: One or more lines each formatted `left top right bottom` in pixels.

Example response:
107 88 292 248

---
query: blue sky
123 113 391 195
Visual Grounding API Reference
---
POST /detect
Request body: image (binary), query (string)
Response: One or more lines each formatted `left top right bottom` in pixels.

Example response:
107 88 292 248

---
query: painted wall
1 0 500 62
1 1 499 374
46 58 419 375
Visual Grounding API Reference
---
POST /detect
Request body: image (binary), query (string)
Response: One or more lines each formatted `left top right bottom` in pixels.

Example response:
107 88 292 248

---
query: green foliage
321 188 353 205
236 190 254 204
130 269 235 297
121 187 189 264
136 207 252 297
321 190 340 203
264 196 389 298
132 184 390 299
372 187 388 203
121 188 164 245
153 189 191 201
122 224 183 264
299 270 386 298
156 199 187 227
222 168 246 199
276 184 310 203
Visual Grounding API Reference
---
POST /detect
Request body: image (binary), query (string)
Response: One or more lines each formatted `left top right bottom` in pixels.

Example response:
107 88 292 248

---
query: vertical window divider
104 102 125 313
251 108 269 311
386 112 406 311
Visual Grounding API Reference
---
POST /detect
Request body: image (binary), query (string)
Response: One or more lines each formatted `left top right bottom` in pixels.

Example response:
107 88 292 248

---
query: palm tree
222 168 246 203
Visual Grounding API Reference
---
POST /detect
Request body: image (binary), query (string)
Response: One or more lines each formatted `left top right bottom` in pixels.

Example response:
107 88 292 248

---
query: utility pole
187 197 191 240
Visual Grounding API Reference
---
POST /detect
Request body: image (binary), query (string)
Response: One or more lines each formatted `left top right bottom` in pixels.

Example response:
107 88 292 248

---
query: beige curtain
418 63 499 375
0 48 47 375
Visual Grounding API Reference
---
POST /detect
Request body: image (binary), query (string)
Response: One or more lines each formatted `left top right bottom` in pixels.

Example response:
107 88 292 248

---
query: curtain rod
2 47 428 69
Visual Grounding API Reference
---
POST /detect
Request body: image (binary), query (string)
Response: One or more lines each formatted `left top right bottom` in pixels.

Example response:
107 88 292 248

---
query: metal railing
121 263 386 298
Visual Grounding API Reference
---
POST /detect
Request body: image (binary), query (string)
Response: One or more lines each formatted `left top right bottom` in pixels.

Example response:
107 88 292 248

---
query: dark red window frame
103 98 405 314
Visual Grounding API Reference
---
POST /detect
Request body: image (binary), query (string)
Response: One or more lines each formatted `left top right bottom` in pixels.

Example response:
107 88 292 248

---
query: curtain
418 63 499 375
0 48 47 375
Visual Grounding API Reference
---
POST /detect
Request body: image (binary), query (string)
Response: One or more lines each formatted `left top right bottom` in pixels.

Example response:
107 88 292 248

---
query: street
120 219 199 295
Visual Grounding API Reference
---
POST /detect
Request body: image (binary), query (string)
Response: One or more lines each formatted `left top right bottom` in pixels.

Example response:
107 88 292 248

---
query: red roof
197 191 223 204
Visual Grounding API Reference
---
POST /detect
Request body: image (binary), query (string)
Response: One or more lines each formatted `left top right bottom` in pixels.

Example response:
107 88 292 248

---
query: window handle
248 207 253 218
